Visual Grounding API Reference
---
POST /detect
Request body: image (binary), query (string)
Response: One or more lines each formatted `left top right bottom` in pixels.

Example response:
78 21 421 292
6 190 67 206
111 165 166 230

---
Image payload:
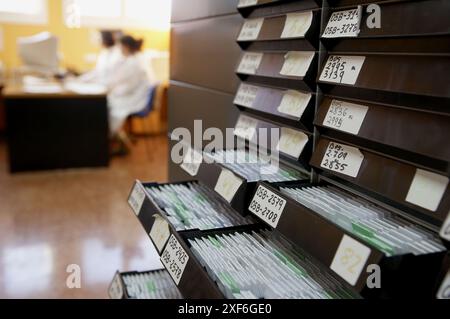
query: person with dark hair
119 35 144 55
106 35 153 154
100 30 115 48
77 30 122 84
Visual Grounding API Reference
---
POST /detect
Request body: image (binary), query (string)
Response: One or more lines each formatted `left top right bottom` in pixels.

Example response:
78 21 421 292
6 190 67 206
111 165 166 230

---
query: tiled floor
0 136 168 298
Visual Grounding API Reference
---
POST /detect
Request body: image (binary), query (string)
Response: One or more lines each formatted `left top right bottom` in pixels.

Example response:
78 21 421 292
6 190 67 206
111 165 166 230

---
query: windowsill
0 12 48 25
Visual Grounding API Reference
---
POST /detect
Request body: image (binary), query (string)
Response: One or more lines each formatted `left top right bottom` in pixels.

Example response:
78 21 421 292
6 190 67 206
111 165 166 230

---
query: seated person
106 35 152 155
77 30 122 85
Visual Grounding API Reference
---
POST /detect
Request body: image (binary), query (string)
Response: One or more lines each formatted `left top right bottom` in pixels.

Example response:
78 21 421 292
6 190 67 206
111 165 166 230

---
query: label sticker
319 55 365 85
109 273 124 299
437 270 450 299
237 52 263 74
234 83 259 107
238 18 264 41
405 169 448 212
330 235 371 286
160 235 189 285
180 147 203 177
323 99 368 135
234 114 258 140
322 8 361 38
281 11 313 38
277 90 311 118
150 215 171 253
249 185 286 228
276 128 308 159
280 51 315 77
320 142 364 178
440 211 450 241
238 0 258 8
214 169 244 202
128 182 146 215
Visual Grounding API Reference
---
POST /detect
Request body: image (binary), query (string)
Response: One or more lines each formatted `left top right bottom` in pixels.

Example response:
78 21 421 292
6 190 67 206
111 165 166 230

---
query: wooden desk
4 84 109 172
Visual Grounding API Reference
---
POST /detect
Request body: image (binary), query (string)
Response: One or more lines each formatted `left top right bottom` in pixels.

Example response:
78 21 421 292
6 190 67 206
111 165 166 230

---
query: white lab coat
106 54 152 134
78 46 122 85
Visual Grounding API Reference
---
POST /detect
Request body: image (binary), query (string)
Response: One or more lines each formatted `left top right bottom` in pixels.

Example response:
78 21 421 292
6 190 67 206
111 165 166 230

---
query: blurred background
0 0 171 298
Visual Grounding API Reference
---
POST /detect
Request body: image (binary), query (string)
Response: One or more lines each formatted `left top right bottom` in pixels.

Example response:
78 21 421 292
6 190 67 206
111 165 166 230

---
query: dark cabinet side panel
171 0 238 23
170 14 243 94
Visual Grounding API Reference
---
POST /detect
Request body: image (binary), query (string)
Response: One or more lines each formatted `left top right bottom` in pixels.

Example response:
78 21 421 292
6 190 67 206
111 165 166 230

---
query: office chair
126 84 158 138
114 83 167 157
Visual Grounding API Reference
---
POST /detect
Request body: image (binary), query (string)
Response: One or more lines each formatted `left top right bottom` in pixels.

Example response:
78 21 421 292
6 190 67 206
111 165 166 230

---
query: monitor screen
17 32 59 75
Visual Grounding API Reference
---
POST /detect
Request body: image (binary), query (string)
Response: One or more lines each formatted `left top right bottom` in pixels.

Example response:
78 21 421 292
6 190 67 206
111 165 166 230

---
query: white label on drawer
406 169 448 212
234 83 259 107
440 211 450 241
238 18 264 41
180 147 203 177
323 99 368 135
238 0 258 8
276 127 308 159
277 90 311 118
280 51 315 77
214 169 243 202
437 269 450 299
249 185 286 228
322 8 361 38
160 235 189 285
330 235 371 286
237 52 263 74
281 11 313 39
128 182 146 215
319 55 365 85
150 215 171 253
320 142 364 178
109 273 124 299
234 114 258 140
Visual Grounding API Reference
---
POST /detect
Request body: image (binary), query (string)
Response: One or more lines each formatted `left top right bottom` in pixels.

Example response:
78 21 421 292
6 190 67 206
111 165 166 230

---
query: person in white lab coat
77 31 122 85
107 35 152 154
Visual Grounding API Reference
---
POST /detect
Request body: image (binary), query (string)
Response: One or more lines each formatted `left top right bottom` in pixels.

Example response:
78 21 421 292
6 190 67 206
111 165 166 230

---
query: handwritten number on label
160 235 189 285
331 235 371 286
248 186 286 228
323 8 360 38
340 247 362 274
319 55 365 85
323 100 368 135
320 142 364 178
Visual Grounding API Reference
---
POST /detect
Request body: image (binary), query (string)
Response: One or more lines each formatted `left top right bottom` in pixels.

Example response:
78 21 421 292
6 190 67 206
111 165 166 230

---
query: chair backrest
133 84 158 117
147 84 157 110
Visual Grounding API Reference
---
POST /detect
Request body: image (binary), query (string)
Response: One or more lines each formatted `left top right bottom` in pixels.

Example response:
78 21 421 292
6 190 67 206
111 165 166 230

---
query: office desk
4 85 109 172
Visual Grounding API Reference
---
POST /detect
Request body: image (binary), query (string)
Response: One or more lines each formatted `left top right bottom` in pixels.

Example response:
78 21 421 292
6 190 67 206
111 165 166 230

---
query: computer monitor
17 32 59 76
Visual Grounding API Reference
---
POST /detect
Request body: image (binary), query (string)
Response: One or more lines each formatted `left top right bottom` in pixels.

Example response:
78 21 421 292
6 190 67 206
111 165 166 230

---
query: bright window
0 0 47 24
76 0 121 18
64 0 171 30
124 0 172 29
